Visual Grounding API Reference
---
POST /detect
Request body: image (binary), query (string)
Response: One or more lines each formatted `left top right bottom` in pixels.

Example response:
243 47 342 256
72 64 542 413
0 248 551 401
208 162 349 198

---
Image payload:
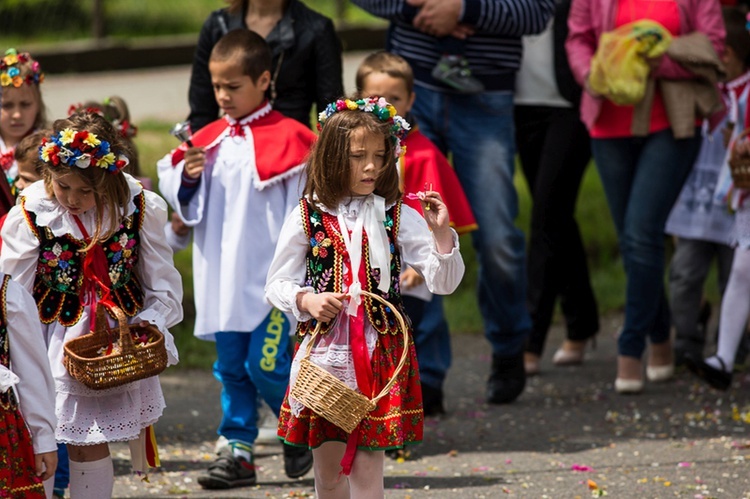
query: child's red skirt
278 330 423 450
0 401 47 498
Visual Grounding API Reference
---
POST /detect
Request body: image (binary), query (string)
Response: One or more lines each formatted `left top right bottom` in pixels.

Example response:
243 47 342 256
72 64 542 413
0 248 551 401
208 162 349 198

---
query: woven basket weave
290 291 409 434
63 303 167 390
730 129 750 190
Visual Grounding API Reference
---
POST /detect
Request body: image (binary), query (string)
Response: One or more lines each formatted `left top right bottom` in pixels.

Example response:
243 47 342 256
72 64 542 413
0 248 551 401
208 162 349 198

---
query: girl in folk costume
0 49 46 195
0 274 57 498
265 97 465 498
0 112 183 499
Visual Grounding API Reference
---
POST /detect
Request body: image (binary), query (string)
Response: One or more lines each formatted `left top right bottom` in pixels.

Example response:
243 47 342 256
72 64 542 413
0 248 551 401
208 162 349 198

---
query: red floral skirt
279 330 423 450
0 405 46 498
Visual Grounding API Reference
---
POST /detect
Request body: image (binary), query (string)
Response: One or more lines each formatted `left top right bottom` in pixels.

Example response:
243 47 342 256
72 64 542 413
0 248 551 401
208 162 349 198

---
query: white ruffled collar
313 194 397 218
22 173 143 238
224 102 273 127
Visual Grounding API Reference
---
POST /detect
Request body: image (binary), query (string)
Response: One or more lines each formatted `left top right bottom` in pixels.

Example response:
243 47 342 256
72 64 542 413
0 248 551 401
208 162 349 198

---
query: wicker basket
729 128 750 190
290 291 409 433
63 303 168 390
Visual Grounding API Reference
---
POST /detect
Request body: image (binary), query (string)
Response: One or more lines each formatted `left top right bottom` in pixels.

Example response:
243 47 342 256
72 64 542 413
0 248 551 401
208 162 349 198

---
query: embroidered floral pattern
31 194 146 326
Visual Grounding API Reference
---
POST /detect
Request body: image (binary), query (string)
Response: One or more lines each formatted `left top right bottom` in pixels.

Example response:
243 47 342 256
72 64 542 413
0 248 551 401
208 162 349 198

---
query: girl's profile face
349 127 386 197
51 172 96 216
0 85 40 147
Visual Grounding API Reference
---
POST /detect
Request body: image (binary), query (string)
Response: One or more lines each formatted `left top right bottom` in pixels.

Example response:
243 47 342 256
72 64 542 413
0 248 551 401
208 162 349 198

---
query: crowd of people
1 0 750 497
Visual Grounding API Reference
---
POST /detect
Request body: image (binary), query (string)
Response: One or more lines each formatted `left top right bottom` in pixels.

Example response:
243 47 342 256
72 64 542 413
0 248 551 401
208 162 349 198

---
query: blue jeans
213 309 291 445
411 86 531 355
591 129 701 358
54 443 69 493
402 295 451 389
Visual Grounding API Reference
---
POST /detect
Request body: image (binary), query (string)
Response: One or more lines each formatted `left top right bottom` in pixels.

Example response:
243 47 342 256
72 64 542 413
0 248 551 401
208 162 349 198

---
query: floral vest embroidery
0 275 18 411
23 194 146 326
297 199 406 336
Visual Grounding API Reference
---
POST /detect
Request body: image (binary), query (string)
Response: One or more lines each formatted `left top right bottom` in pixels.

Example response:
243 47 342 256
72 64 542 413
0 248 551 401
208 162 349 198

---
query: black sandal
685 354 732 391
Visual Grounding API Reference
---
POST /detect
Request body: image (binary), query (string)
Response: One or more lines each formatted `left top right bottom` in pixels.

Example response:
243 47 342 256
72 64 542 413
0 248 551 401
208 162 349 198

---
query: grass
135 120 637 369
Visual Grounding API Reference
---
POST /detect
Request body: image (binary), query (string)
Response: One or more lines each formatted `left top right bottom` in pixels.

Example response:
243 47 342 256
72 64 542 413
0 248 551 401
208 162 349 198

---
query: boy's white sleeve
156 151 207 227
397 204 465 295
134 191 184 366
264 207 314 322
6 279 57 455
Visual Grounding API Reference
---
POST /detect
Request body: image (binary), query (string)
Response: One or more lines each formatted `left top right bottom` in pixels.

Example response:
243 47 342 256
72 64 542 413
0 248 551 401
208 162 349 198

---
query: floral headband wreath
67 100 138 139
39 128 130 174
0 48 44 88
317 97 411 157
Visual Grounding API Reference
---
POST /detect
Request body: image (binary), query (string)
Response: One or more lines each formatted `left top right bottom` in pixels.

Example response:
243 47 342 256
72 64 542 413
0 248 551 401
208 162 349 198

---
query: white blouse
265 196 465 321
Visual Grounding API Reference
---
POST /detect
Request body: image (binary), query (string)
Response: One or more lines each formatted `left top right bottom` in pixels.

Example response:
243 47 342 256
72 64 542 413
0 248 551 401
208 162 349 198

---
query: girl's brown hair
304 108 401 210
1 51 47 131
42 112 132 250
70 96 141 176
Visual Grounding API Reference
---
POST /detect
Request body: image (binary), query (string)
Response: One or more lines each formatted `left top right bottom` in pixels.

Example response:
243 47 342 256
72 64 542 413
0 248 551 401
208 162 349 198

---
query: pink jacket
566 0 725 130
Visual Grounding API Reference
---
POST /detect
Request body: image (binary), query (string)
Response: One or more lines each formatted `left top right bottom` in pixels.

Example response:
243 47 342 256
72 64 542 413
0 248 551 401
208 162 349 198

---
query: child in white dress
0 111 183 498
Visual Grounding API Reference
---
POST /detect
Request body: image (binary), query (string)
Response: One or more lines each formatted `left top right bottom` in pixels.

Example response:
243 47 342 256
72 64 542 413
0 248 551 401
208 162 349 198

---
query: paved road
110 315 750 498
42 56 750 499
42 51 372 125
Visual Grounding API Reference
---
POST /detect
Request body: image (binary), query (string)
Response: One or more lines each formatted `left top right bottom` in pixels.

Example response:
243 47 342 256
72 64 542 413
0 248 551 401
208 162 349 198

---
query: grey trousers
669 237 734 355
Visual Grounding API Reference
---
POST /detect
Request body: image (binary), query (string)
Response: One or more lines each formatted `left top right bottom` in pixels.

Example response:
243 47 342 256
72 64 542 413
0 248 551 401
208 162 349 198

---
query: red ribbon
339 257 374 476
73 216 117 351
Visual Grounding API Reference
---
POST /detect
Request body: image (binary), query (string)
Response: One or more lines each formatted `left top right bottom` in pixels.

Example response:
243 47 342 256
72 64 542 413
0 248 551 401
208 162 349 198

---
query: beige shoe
647 341 674 382
615 355 644 394
552 340 586 366
524 352 540 376
646 364 674 382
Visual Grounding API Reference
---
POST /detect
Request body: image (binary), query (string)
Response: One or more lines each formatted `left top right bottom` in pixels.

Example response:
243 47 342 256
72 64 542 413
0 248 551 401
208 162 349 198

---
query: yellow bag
589 20 672 105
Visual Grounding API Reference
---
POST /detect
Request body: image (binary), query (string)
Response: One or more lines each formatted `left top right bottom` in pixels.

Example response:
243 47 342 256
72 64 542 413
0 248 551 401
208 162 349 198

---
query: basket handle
730 128 750 161
302 290 410 406
95 302 134 353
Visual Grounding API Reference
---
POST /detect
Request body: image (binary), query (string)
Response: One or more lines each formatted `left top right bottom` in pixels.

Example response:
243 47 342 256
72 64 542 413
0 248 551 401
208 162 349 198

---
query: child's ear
257 70 272 92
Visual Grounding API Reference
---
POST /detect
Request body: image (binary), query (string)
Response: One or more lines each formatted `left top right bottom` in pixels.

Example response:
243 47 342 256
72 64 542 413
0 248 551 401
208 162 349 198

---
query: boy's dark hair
723 7 750 68
14 130 49 175
356 51 415 95
210 29 272 81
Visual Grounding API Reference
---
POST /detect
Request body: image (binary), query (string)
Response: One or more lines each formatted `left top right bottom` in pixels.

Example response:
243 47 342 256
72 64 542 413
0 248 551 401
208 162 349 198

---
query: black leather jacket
187 0 344 131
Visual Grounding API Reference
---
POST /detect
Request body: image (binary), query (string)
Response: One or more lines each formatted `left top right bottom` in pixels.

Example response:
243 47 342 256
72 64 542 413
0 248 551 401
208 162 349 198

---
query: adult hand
407 0 462 37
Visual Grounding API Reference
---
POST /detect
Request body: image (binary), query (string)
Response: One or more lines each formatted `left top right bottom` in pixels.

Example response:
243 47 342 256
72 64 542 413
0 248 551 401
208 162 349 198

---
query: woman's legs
592 130 701 374
67 443 113 499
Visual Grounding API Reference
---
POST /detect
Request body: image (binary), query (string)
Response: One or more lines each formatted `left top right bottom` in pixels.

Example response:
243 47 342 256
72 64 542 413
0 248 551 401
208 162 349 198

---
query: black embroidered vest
23 194 146 326
0 275 18 411
297 199 407 336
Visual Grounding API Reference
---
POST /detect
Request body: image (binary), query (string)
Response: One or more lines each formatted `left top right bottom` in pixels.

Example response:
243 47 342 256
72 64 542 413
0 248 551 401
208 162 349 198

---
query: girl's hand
298 292 347 322
400 267 424 290
35 450 58 481
418 190 454 254
183 146 206 179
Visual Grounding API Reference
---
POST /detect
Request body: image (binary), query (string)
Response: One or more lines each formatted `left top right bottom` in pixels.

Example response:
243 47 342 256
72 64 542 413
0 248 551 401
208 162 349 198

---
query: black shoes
487 353 526 404
685 354 732 391
421 383 446 417
198 448 257 490
283 443 313 479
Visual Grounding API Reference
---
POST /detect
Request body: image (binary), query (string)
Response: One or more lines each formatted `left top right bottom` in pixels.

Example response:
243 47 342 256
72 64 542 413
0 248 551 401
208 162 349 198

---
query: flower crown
0 48 44 88
317 97 410 157
39 128 129 174
67 103 138 139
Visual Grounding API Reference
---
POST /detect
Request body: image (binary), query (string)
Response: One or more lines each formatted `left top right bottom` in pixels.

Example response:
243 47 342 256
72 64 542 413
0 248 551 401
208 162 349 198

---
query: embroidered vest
24 194 146 326
297 199 407 336
0 275 18 411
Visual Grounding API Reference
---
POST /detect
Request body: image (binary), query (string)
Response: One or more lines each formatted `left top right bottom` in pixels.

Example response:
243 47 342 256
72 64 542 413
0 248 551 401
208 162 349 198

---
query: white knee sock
69 456 114 499
711 248 750 372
